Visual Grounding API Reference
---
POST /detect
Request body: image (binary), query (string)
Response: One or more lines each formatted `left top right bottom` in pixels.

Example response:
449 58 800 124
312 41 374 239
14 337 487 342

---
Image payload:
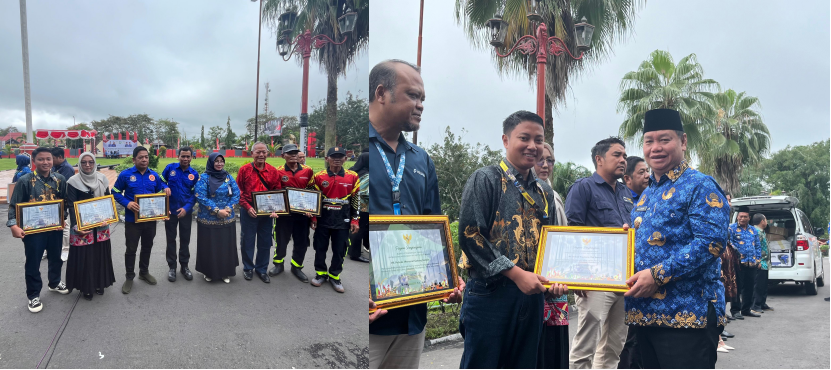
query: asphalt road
0 204 369 369
420 258 830 369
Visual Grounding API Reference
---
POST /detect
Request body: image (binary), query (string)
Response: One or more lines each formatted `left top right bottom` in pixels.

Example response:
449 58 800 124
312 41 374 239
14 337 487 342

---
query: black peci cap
643 109 683 133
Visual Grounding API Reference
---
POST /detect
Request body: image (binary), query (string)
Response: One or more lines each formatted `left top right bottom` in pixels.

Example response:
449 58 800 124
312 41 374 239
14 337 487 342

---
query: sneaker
48 281 70 294
310 275 328 287
28 297 43 313
330 278 345 293
61 249 68 262
204 274 212 282
750 309 764 315
222 277 230 284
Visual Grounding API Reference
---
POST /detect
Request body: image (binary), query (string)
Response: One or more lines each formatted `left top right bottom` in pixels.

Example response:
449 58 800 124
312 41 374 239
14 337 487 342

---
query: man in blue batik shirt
728 207 762 318
624 109 729 369
112 146 170 294
160 147 199 283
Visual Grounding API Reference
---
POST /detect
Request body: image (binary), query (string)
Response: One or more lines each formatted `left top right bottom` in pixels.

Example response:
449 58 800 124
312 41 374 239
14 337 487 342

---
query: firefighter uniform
272 155 315 280
311 153 360 287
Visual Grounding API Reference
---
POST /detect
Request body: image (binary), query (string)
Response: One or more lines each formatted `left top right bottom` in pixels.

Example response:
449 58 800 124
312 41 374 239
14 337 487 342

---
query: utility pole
412 0 424 145
19 0 33 144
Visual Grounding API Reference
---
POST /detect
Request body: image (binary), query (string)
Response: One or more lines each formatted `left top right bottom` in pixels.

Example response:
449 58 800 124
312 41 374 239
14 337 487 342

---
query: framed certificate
286 187 322 216
252 190 289 216
134 193 169 222
16 199 65 234
74 195 119 231
369 215 460 312
534 226 635 292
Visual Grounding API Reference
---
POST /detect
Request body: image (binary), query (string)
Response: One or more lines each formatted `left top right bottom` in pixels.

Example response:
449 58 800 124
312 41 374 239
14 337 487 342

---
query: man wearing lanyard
160 147 199 282
368 59 463 369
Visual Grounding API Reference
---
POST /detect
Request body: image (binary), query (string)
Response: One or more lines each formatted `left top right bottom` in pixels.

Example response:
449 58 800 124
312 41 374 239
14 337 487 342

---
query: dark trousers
273 214 310 267
164 212 192 269
634 303 720 369
240 211 272 274
752 269 769 310
348 212 368 259
23 231 63 299
459 277 544 369
618 325 641 369
737 267 757 314
312 227 348 279
125 221 157 280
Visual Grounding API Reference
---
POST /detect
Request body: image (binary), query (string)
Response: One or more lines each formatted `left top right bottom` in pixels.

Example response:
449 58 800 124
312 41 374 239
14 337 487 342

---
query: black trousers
273 213 310 268
737 267 757 314
125 221 157 279
752 269 769 310
348 212 368 259
618 325 641 368
23 230 63 299
312 227 348 279
634 303 720 369
165 212 192 269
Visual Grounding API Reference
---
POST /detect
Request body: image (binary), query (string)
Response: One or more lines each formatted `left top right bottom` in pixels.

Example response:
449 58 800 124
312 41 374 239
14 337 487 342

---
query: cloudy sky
370 0 830 170
0 0 368 139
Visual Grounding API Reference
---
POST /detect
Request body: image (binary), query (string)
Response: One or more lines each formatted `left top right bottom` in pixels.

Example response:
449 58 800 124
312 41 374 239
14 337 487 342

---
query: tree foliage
308 91 368 150
155 119 181 148
91 114 156 144
426 127 503 222
0 125 20 137
550 161 591 201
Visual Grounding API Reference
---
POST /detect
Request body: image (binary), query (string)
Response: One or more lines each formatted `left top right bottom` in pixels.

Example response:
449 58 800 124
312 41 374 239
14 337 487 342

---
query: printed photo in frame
286 187 322 216
369 215 460 312
134 193 169 222
74 195 119 231
252 190 290 216
16 199 65 234
534 226 635 293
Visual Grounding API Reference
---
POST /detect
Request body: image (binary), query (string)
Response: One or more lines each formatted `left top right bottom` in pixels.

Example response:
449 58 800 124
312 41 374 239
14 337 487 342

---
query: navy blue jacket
112 166 168 223
160 163 198 214
565 172 634 228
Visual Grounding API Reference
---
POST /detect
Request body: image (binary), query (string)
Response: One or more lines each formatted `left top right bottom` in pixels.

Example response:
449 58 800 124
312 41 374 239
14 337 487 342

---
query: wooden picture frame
369 215 460 312
134 193 169 222
534 226 635 293
286 187 322 216
252 190 290 216
74 195 119 231
16 199 65 234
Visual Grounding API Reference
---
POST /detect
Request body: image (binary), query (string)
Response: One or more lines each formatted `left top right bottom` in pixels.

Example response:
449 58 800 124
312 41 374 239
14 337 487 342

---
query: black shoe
732 313 745 320
349 256 370 263
181 266 193 281
168 269 177 282
257 271 270 283
742 311 762 317
721 330 735 338
825 297 830 302
330 278 345 293
762 305 774 311
310 275 328 287
83 293 93 301
243 270 253 280
750 309 764 315
95 288 104 295
268 264 284 277
726 313 734 320
291 266 309 283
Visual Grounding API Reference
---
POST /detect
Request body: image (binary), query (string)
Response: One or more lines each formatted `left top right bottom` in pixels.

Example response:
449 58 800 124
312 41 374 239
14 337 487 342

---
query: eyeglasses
537 159 555 166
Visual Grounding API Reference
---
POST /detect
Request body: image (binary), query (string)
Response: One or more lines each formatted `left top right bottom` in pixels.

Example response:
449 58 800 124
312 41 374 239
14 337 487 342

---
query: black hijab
206 152 228 196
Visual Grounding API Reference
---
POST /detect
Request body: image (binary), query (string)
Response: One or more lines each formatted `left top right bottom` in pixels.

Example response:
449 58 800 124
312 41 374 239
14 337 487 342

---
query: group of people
8 141 364 313
368 58 740 369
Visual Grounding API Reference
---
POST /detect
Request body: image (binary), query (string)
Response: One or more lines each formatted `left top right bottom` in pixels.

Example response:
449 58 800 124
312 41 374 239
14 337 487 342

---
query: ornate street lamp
488 14 593 125
527 0 543 23
276 2 356 154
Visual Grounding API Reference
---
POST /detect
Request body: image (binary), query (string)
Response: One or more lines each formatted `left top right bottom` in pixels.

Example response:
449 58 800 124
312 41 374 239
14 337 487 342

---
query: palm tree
455 0 643 144
697 89 770 195
550 161 591 200
617 50 720 156
262 0 368 154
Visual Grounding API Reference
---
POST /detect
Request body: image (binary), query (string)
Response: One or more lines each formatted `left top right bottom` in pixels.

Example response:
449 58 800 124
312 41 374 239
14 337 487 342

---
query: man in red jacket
269 144 315 283
236 142 281 283
310 146 360 293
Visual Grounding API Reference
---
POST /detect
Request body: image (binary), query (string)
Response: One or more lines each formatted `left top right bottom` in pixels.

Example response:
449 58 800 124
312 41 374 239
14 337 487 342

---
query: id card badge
392 191 401 215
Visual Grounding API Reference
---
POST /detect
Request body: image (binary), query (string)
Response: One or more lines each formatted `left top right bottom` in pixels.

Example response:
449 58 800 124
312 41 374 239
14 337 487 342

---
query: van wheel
817 267 825 287
806 265 818 295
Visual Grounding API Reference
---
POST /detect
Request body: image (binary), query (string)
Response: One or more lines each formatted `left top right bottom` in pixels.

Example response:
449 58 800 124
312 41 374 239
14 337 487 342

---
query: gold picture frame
134 193 170 222
16 199 65 234
534 226 635 293
74 195 119 231
369 215 460 312
286 187 322 216
252 190 290 216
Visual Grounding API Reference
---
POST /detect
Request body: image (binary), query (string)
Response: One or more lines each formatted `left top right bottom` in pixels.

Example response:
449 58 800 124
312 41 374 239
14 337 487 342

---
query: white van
731 196 825 295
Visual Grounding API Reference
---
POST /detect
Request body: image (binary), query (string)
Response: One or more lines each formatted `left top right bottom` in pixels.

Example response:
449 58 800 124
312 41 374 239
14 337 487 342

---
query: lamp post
486 9 594 125
252 0 264 144
276 4 357 155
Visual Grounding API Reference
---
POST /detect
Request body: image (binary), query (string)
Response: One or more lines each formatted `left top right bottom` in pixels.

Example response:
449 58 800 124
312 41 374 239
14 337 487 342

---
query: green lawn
0 157 351 174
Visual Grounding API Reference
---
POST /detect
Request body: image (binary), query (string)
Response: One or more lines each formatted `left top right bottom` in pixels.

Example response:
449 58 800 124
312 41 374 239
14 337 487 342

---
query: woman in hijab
65 152 116 300
194 153 240 283
13 154 32 182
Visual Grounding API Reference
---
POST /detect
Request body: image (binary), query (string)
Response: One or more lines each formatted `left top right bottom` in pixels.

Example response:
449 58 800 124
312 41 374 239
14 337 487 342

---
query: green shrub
191 164 206 174
158 146 167 158
821 244 828 257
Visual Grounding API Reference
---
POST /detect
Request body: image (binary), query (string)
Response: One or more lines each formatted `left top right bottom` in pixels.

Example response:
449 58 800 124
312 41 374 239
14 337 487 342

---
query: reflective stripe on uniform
327 272 340 280
112 187 121 193
315 270 328 276
291 259 303 268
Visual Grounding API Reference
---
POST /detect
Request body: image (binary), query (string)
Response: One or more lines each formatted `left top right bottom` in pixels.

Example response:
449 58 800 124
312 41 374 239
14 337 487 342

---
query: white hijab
67 152 109 197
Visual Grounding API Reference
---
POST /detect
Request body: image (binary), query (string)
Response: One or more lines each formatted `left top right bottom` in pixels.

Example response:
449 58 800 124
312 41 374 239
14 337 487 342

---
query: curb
425 333 462 348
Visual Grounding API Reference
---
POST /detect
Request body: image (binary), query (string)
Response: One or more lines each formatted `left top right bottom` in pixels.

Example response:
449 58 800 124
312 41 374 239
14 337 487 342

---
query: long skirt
539 325 569 369
195 221 239 279
65 240 116 294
